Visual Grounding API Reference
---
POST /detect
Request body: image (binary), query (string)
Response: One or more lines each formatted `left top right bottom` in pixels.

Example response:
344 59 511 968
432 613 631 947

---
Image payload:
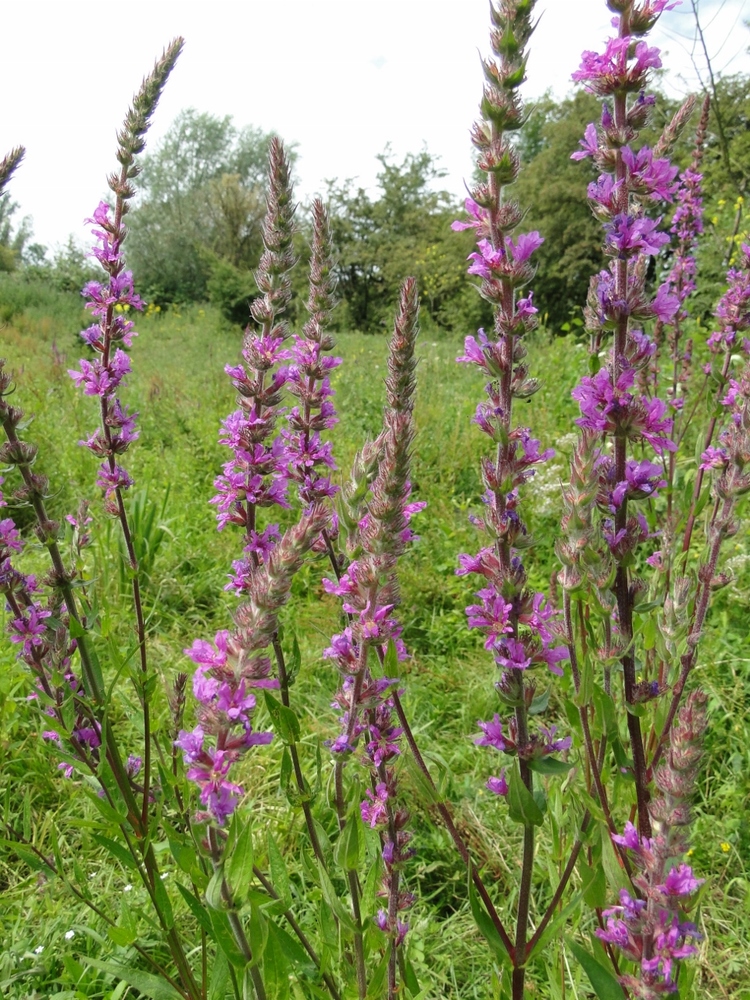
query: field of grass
1 285 749 999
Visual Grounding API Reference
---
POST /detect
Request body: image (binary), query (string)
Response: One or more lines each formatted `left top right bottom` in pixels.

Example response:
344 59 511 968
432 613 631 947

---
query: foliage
0 193 32 272
126 109 277 307
327 148 491 334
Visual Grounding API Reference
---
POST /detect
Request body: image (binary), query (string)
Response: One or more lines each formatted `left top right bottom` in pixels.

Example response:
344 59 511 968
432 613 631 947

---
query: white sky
1 0 747 251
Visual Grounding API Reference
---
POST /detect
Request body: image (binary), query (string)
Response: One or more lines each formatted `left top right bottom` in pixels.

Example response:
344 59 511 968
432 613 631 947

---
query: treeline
2 75 748 333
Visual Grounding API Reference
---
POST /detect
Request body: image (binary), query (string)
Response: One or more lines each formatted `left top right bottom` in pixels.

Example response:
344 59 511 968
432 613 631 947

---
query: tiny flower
486 771 509 796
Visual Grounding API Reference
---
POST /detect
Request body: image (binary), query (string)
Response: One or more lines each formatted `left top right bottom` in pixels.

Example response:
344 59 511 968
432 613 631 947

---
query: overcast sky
1 0 747 251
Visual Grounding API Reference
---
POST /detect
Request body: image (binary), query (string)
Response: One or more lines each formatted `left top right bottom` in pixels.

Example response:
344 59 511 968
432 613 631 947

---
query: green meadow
1 289 749 998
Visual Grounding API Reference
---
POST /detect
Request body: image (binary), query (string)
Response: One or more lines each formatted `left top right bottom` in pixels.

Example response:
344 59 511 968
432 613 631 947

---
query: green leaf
176 882 214 935
68 616 86 640
383 639 399 678
578 856 607 909
529 689 550 715
152 868 175 930
467 865 511 965
248 901 269 967
279 747 293 795
366 948 391 1000
225 818 254 901
567 939 626 1000
592 685 617 738
81 958 184 1000
92 835 139 872
267 918 314 972
82 789 128 827
507 763 544 827
288 635 302 686
402 951 421 996
107 924 137 948
528 756 574 776
209 910 247 969
263 692 300 744
318 860 356 931
167 835 198 876
334 816 361 872
208 950 230 1000
527 888 587 960
268 833 292 908
205 867 226 911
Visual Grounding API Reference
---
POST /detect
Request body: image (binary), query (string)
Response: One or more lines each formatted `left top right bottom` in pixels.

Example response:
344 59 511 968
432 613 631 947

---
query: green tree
126 109 277 310
0 193 32 272
327 148 489 333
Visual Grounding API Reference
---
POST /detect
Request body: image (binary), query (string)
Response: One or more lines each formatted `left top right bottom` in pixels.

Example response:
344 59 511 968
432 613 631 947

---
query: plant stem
209 829 266 1000
390 690 515 959
253 866 342 1000
271 636 327 867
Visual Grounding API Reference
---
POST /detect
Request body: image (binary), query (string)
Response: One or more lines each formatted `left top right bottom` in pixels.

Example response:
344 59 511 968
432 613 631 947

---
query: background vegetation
0 292 748 998
2 74 748 335
0 52 749 1000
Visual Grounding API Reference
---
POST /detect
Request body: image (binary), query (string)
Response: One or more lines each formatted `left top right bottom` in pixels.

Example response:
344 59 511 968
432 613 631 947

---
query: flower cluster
324 280 421 948
68 202 143 509
283 198 342 512
213 139 298 594
699 358 750 496
665 98 708 318
566 3 686 577
178 505 328 825
454 0 569 798
706 242 750 353
598 690 707 996
177 630 276 824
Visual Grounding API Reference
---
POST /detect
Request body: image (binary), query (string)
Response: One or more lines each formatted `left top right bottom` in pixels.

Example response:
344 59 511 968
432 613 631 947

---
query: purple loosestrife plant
452 2 573 996
323 278 421 1000
598 692 707 998
5 4 750 998
0 47 216 1000
563 0 693 840
556 1 750 995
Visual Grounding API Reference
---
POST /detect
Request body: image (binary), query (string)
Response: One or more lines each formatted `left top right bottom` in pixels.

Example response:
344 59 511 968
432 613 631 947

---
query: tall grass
1 289 749 998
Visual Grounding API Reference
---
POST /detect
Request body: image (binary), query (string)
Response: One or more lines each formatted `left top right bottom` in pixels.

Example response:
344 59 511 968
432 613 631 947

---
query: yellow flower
721 842 731 853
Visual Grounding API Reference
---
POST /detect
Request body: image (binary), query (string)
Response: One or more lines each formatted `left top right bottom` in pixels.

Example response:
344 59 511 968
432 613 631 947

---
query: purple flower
486 772 509 796
700 446 728 471
215 680 256 723
0 518 23 553
9 605 51 657
466 589 514 648
604 214 670 258
658 863 704 898
475 714 506 752
652 282 680 323
506 231 544 263
361 782 390 828
185 631 230 670
451 197 490 234
571 122 599 161
573 36 661 95
96 463 134 498
538 725 572 754
621 146 679 202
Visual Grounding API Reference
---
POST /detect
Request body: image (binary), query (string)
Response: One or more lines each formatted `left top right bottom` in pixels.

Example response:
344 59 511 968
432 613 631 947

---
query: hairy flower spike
114 39 184 190
0 146 25 196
